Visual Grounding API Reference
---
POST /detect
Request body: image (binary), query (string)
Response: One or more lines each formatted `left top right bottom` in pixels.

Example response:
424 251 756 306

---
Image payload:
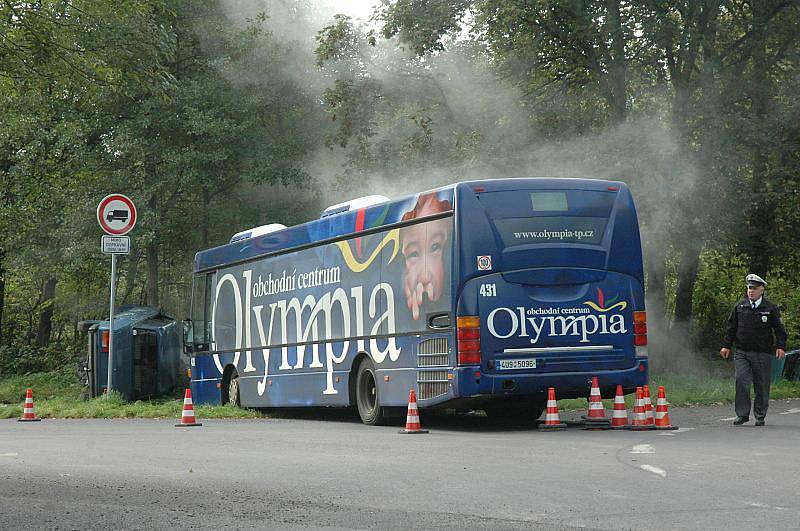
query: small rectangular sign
102 235 130 254
497 358 537 370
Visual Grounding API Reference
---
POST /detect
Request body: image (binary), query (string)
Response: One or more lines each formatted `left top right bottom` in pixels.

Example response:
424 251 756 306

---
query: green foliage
0 0 326 367
692 252 749 351
380 0 472 56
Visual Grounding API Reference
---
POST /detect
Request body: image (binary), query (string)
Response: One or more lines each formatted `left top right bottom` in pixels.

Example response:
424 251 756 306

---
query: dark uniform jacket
723 297 787 353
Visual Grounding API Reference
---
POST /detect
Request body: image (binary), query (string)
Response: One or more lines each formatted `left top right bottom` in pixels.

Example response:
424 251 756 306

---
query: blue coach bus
186 178 649 424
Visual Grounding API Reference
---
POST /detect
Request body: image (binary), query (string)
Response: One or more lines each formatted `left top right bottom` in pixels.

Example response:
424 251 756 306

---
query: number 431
479 283 497 297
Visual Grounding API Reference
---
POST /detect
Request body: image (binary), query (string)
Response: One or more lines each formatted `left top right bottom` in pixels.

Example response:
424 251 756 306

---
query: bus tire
355 358 384 426
226 369 240 407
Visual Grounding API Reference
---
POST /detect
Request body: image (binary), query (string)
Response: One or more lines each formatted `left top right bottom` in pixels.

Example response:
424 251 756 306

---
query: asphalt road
2 400 800 530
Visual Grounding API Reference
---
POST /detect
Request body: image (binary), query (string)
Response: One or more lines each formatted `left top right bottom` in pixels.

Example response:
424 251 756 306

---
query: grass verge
558 374 800 411
2 369 800 419
0 369 261 420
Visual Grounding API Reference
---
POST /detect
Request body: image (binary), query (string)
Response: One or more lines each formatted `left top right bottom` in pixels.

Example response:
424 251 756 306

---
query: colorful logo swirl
583 288 627 312
334 229 400 273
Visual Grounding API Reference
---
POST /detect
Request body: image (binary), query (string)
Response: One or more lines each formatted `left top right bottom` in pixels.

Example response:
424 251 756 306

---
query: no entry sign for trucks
97 194 137 235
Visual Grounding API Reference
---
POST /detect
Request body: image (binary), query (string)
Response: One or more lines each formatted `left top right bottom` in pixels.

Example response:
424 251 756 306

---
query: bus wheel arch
221 365 240 407
349 352 370 407
352 354 385 426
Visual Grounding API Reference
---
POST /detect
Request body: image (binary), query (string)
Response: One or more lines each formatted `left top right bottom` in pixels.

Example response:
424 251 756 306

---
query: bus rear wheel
355 359 384 426
226 370 240 407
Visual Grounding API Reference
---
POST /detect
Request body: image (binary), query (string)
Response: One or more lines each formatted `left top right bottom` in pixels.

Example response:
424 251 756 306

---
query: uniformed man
720 274 787 426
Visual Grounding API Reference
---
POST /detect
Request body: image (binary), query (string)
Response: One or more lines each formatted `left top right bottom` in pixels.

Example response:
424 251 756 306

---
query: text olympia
487 306 628 343
211 269 401 397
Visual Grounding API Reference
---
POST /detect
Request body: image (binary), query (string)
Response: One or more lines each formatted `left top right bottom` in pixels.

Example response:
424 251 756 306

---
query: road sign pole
106 253 117 398
96 193 136 399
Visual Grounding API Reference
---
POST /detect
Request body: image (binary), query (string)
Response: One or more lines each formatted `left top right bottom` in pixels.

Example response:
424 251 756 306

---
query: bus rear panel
452 179 648 404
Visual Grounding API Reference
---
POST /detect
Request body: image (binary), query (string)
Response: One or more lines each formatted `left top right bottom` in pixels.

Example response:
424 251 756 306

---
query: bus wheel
355 359 384 426
227 370 240 407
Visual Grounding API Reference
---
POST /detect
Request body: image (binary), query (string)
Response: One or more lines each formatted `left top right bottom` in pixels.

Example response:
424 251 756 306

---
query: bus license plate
497 358 537 370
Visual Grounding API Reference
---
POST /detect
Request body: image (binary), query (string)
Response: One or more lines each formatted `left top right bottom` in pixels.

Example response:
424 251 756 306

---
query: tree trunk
644 240 669 372
201 187 210 249
0 246 5 346
35 277 57 347
120 247 140 307
146 243 159 308
644 240 667 330
673 243 702 324
145 178 160 308
745 4 775 278
606 0 627 124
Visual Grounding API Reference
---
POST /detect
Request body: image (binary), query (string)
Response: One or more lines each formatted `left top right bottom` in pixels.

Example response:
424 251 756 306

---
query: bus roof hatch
320 195 389 218
229 223 288 244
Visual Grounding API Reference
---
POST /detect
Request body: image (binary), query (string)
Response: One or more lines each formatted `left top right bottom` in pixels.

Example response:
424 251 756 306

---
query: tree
96 1 322 309
0 0 176 345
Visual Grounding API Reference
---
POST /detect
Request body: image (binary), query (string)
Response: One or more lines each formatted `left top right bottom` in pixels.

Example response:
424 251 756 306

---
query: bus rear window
494 217 607 246
531 192 568 212
477 189 615 246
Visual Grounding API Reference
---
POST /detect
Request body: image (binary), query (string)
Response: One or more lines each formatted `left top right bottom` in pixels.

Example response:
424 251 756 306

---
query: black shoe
755 418 765 426
733 416 749 425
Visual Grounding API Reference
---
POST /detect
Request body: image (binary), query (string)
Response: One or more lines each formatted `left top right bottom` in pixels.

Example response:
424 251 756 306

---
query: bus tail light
101 330 109 352
457 316 481 365
633 311 648 355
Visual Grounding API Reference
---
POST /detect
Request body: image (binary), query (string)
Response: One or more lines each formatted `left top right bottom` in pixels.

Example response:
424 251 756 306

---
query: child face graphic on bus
400 193 452 320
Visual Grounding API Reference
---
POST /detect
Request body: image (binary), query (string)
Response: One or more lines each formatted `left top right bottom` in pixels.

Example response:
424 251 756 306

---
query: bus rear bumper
453 357 649 400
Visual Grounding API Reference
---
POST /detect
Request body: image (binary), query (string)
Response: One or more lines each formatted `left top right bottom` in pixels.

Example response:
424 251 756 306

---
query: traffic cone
581 376 610 429
399 389 428 434
175 389 202 427
643 385 655 427
654 386 678 430
539 387 566 430
18 388 41 422
627 387 655 431
610 385 629 429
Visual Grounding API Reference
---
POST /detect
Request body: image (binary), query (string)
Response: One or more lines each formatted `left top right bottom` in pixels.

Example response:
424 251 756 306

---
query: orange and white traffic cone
627 387 655 431
539 387 567 430
654 386 678 430
610 384 629 429
399 389 428 434
18 388 41 422
582 376 610 429
643 385 655 427
175 389 202 427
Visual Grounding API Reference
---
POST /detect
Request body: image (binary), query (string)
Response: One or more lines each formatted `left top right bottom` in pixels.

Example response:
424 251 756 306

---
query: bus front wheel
355 359 384 426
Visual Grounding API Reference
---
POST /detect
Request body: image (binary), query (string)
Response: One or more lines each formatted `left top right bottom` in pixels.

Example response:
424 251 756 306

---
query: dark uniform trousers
733 350 772 419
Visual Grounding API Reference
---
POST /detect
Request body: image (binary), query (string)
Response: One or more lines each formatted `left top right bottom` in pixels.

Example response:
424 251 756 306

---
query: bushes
691 251 798 354
0 341 81 378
